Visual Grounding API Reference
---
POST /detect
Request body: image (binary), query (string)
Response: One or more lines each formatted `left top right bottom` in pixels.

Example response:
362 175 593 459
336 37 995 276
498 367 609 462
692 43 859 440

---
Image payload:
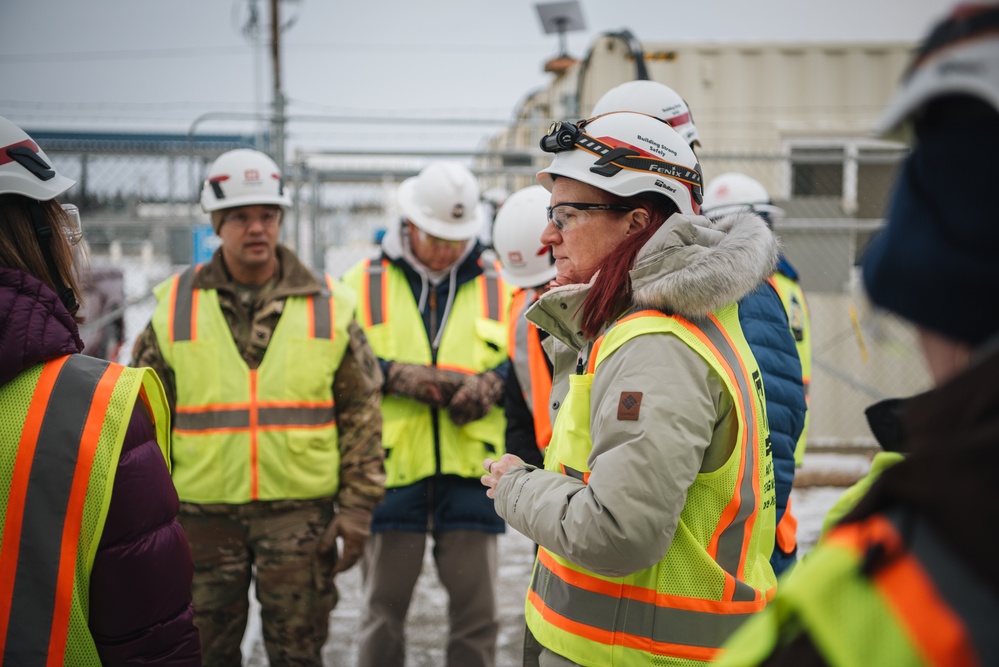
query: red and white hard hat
701 172 784 223
200 149 291 213
592 80 701 148
397 162 482 241
0 116 75 201
492 185 556 288
537 111 703 216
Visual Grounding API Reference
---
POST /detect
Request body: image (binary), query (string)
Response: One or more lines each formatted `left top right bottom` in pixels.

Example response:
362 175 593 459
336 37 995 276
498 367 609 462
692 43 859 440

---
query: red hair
579 193 678 338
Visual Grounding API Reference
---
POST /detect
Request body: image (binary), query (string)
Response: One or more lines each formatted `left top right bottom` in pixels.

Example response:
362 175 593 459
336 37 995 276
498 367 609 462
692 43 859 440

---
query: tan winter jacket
494 212 777 577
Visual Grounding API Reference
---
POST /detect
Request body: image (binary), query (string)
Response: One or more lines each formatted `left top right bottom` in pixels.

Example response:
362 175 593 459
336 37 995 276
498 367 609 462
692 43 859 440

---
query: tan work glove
447 371 504 426
384 362 467 408
317 506 372 575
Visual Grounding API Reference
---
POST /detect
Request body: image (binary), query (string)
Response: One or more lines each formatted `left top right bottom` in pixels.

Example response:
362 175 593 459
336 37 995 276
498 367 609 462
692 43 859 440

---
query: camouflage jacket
131 245 385 512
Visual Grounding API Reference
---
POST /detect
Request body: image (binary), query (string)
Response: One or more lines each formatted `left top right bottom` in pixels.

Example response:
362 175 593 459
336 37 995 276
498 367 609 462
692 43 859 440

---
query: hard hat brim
397 176 482 241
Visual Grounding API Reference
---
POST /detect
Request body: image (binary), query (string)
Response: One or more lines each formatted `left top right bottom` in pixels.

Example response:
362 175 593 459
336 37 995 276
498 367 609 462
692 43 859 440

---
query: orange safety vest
507 288 553 451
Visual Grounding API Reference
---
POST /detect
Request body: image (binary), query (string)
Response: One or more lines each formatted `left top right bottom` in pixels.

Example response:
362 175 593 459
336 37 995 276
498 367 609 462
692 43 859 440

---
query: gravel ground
242 452 872 666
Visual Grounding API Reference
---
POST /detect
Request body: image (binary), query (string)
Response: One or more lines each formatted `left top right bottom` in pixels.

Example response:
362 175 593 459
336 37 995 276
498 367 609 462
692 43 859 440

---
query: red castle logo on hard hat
244 169 261 183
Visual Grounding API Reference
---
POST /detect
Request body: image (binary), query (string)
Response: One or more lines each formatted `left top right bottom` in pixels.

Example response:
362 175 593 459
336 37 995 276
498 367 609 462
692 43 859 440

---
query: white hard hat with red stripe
492 185 557 288
200 148 291 213
592 80 701 148
0 116 75 201
537 111 703 216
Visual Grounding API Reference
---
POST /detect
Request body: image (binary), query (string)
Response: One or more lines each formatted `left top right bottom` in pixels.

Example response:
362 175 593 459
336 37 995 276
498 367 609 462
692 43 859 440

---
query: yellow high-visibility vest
152 267 353 503
527 305 777 666
0 355 169 664
343 257 511 487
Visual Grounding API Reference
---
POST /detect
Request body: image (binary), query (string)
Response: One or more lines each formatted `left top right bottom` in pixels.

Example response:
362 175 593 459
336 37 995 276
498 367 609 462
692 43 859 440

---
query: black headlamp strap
541 117 704 203
573 130 703 197
28 200 79 314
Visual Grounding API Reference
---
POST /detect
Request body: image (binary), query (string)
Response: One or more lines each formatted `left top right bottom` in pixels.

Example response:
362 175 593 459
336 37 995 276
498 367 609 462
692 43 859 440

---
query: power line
0 41 543 65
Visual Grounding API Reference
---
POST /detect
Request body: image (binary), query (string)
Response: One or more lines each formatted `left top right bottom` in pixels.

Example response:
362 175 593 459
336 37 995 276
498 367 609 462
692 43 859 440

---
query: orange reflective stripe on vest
776 497 799 553
529 548 761 662
479 259 505 321
359 258 390 327
169 266 338 438
509 289 553 450
828 515 986 667
0 356 120 665
590 310 765 600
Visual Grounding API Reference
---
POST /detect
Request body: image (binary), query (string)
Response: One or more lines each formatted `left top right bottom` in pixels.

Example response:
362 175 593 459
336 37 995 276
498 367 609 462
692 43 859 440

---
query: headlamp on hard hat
540 119 586 153
539 115 703 205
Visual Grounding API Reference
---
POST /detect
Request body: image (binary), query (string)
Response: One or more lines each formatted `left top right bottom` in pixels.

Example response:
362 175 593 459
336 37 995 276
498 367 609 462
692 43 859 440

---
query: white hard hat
592 80 701 148
492 185 557 288
876 3 999 136
537 111 703 216
397 162 482 241
701 172 784 223
0 116 75 201
200 148 291 213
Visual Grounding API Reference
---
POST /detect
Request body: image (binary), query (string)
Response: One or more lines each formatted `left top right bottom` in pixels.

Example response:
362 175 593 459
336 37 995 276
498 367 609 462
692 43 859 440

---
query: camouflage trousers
179 499 338 667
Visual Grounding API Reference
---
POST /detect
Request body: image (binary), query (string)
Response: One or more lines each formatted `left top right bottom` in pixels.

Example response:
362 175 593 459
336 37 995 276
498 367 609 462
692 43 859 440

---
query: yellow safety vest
526 306 777 666
0 355 170 665
719 510 995 666
343 257 511 487
508 288 552 452
151 266 353 503
768 273 811 465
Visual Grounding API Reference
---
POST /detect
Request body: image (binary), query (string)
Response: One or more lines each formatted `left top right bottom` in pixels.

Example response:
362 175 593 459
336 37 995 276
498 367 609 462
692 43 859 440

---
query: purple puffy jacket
0 267 201 665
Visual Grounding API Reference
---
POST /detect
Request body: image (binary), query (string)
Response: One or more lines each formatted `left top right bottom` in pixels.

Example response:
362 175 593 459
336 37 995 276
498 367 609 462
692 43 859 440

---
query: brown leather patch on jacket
617 392 643 421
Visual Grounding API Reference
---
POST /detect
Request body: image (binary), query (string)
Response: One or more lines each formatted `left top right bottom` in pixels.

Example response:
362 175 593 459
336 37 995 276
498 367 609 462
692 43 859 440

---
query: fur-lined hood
526 210 778 350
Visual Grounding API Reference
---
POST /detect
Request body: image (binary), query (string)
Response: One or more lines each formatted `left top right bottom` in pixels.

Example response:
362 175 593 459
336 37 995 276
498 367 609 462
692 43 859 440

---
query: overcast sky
1 0 955 153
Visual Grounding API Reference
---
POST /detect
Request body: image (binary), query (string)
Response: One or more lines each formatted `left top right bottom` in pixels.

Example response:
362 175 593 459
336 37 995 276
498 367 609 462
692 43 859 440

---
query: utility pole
270 0 286 173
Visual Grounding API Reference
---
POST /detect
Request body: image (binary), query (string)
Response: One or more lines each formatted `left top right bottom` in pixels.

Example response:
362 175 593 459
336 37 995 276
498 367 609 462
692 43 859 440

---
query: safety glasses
545 202 634 232
60 203 83 246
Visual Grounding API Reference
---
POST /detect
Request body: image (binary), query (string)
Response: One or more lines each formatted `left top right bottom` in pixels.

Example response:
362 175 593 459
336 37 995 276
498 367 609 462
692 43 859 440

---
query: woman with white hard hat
0 116 200 664
481 111 779 666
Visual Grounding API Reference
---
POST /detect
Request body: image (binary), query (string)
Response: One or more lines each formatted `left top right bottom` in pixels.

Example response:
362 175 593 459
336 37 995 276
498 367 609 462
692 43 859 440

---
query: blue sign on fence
192 224 220 264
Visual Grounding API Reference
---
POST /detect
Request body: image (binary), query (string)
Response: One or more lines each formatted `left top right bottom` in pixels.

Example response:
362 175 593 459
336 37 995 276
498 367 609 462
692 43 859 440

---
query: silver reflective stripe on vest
312 275 333 340
5 355 108 662
259 405 336 427
530 557 755 650
885 509 999 663
511 295 535 409
693 316 760 603
481 261 501 321
365 260 386 325
175 405 335 431
171 266 198 342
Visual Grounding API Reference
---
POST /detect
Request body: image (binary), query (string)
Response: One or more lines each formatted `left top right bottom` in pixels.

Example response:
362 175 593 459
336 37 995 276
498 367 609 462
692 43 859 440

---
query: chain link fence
48 142 927 453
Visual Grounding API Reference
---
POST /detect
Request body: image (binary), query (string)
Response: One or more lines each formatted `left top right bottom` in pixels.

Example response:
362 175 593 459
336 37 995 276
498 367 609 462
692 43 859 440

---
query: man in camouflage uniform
131 148 384 667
